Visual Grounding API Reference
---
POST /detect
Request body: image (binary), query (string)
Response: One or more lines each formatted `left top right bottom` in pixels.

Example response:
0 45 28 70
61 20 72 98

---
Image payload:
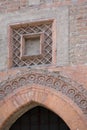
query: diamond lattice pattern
11 21 53 67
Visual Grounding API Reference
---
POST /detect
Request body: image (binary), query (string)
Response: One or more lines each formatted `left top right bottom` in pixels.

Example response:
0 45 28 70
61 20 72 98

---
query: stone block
29 0 40 5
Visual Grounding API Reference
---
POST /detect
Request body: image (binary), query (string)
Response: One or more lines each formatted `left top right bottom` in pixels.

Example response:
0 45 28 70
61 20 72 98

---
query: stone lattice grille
10 21 53 67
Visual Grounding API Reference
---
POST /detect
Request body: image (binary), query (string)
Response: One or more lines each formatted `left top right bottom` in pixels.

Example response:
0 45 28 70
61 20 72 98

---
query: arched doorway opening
0 69 87 130
9 106 70 130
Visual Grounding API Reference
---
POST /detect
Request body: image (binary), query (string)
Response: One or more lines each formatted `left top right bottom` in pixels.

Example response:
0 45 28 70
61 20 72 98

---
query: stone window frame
8 19 56 68
20 33 44 60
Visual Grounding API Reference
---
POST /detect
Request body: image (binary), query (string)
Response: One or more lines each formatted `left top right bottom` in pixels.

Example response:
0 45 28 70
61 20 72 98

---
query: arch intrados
0 85 87 130
9 105 70 130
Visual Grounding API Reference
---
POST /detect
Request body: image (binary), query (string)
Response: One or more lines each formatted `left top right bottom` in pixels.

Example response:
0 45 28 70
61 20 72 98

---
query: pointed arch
0 69 87 130
9 106 70 130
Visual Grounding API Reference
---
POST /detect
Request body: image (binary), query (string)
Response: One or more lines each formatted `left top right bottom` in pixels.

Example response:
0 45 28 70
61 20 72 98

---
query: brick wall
0 0 87 13
0 0 87 70
70 5 87 64
0 0 28 13
0 2 87 129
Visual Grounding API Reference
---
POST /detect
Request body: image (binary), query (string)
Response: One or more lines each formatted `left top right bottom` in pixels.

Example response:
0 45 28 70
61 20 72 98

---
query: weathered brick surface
0 1 87 130
0 0 87 13
0 83 87 130
0 5 69 70
70 5 87 64
0 0 28 13
0 65 87 89
0 0 87 70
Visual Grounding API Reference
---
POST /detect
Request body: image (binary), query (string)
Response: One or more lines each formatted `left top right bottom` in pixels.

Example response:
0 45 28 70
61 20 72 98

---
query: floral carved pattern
0 69 87 117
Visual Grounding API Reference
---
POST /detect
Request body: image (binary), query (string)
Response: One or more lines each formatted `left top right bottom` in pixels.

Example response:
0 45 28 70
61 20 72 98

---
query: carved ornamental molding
0 69 87 117
9 20 53 68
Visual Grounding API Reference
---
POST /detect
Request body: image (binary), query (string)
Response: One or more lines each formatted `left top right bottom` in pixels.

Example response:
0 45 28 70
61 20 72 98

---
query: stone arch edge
0 85 87 130
0 69 87 130
0 69 87 116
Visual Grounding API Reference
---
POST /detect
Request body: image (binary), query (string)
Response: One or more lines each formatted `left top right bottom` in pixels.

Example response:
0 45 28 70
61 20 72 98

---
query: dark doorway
9 106 70 130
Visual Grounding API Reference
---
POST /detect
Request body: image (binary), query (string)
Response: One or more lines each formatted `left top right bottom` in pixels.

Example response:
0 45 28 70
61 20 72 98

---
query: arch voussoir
0 69 87 130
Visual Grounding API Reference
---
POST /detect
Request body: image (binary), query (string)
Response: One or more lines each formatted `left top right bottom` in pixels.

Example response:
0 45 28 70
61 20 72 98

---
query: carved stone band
0 69 87 117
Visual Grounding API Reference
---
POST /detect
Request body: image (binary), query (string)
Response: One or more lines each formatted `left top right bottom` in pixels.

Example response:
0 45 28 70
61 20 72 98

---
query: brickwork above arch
0 84 87 130
0 69 87 118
